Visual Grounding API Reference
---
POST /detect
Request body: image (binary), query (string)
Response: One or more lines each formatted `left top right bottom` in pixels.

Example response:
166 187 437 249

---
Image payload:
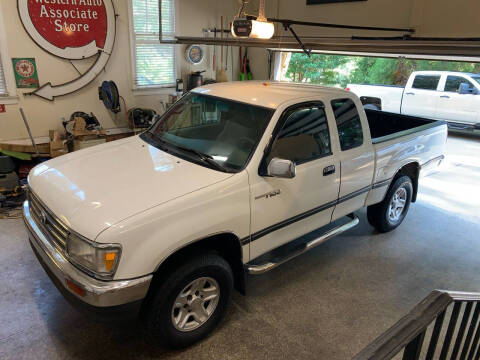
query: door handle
440 95 450 99
405 92 415 95
323 165 336 176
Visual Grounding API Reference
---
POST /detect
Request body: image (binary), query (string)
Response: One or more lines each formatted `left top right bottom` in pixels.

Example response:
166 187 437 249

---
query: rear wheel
142 253 233 348
367 176 413 233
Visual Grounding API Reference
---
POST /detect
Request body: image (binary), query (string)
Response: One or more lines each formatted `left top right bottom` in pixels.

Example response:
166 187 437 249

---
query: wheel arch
367 162 419 233
392 162 420 202
148 232 246 297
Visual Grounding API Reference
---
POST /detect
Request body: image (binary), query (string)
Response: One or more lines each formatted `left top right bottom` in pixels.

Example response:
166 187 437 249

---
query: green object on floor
239 69 253 81
0 149 32 161
239 48 253 81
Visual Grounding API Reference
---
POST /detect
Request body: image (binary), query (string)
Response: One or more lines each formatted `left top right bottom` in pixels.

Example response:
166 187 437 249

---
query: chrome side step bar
246 214 360 275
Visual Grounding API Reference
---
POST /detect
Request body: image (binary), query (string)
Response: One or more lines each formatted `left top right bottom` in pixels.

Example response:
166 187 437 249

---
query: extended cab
24 82 447 348
347 71 480 131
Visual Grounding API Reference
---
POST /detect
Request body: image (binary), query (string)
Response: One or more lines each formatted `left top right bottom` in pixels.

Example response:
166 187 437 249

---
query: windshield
141 93 274 172
471 76 480 86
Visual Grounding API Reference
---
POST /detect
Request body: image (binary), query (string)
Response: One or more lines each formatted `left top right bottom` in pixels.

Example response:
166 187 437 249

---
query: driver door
248 102 340 260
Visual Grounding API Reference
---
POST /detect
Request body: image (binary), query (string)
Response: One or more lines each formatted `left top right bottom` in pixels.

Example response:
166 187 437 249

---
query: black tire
367 175 413 233
142 253 233 348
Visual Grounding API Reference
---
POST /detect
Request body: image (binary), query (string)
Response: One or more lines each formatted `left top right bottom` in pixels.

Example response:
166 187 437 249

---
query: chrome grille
28 190 69 252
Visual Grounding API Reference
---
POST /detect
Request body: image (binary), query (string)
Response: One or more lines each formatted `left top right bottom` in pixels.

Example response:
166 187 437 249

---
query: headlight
67 232 121 279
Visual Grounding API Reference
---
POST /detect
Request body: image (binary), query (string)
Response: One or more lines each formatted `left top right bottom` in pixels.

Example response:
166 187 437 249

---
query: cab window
444 76 476 93
331 98 363 151
412 75 441 90
268 103 331 165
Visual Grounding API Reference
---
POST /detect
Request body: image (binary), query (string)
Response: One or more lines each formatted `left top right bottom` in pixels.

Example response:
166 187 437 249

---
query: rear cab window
411 75 441 91
331 98 364 151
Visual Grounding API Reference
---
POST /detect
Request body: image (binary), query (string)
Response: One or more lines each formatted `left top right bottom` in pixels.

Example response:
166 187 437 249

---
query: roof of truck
191 81 351 109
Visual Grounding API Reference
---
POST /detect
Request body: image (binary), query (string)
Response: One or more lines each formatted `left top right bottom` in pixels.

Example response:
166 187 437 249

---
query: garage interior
1 0 480 359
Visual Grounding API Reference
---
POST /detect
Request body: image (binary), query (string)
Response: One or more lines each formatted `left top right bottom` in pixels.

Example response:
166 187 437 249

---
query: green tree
286 53 350 86
285 53 480 88
350 57 399 85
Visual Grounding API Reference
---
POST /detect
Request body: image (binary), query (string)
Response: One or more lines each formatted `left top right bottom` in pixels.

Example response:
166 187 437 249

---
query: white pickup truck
24 82 447 348
347 71 480 131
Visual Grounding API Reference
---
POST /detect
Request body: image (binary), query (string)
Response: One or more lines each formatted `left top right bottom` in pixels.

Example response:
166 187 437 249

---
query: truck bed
363 108 447 208
365 109 445 144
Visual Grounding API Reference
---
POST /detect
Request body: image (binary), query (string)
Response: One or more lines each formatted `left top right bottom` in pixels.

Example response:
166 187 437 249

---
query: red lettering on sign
27 0 107 50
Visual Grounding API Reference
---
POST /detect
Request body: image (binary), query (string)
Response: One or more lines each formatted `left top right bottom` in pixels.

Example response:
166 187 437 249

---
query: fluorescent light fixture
232 18 275 39
250 20 275 39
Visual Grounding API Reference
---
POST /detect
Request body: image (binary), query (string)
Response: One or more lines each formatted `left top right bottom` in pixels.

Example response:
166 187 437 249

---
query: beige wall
177 0 238 84
243 0 480 80
0 0 237 141
413 0 479 37
246 0 479 38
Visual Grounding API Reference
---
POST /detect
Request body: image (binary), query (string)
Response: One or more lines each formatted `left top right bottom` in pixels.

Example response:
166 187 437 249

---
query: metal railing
354 290 480 360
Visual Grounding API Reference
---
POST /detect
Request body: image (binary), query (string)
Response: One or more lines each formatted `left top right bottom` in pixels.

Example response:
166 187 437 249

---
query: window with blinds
0 51 6 96
131 0 175 89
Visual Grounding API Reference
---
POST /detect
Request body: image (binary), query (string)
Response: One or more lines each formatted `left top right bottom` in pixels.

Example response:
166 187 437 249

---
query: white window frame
127 0 178 95
0 3 18 104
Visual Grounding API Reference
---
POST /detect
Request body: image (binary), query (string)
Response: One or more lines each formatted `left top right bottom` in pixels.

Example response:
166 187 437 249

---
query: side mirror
267 158 296 179
459 83 472 95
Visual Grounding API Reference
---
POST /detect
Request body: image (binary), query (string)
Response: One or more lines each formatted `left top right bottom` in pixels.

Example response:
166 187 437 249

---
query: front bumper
23 200 152 309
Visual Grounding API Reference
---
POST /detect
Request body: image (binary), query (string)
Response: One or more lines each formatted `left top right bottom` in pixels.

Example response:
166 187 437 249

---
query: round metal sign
18 0 115 59
17 0 116 100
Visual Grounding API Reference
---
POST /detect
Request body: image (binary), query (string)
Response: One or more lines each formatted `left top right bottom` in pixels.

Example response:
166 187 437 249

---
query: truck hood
29 136 233 240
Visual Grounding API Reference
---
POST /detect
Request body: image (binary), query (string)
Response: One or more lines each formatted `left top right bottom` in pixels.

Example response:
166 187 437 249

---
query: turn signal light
105 252 117 271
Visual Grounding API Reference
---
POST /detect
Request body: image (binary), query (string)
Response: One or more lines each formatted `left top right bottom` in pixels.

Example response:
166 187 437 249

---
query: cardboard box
49 130 68 158
72 117 106 139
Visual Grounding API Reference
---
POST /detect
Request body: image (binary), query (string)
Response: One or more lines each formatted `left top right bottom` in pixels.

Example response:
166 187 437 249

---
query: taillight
345 87 350 91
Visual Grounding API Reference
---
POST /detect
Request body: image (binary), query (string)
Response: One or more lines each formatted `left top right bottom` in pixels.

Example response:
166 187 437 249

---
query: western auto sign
18 0 116 100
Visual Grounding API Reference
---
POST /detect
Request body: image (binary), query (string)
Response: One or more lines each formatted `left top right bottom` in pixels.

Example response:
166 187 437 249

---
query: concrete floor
1 133 480 360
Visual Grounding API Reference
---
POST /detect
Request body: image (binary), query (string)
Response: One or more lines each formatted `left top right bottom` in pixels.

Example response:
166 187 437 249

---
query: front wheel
142 253 233 348
367 175 413 233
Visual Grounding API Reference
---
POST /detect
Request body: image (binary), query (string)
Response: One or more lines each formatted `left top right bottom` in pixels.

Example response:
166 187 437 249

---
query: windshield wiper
170 144 229 173
144 132 228 172
144 131 170 151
